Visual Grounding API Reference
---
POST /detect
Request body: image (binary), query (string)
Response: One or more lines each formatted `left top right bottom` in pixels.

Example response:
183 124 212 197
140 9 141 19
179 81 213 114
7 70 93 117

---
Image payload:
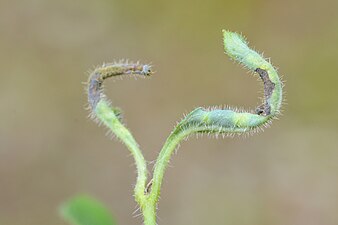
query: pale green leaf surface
60 195 117 225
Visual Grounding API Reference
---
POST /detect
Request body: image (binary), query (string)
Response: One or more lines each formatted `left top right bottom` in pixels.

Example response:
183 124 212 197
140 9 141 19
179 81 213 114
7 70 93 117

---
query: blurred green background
1 0 338 224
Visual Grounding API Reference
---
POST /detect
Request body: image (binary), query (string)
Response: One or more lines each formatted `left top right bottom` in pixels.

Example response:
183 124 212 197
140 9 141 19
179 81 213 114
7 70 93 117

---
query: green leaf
60 195 117 225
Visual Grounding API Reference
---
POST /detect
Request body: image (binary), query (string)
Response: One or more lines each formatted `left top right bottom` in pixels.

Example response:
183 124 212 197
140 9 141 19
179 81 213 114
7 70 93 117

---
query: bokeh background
1 0 338 224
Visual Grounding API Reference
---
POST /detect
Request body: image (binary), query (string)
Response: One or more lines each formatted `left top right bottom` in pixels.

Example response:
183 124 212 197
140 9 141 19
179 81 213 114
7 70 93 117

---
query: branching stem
87 31 283 225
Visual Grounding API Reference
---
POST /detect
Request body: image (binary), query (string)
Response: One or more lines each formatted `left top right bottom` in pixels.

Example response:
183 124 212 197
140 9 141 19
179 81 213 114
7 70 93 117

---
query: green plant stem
150 126 189 203
87 31 284 225
95 100 148 204
142 202 156 225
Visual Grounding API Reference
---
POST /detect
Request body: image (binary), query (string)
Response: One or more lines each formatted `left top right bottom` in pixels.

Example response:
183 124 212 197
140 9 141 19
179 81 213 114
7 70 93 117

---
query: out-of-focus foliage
61 195 116 225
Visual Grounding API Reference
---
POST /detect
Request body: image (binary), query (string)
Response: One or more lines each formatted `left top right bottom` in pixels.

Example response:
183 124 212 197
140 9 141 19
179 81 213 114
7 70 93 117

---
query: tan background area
1 0 338 224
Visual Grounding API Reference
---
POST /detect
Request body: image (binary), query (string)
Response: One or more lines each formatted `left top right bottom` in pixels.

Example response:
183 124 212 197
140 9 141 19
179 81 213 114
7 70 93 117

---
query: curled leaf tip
87 61 153 111
169 30 283 138
222 30 283 119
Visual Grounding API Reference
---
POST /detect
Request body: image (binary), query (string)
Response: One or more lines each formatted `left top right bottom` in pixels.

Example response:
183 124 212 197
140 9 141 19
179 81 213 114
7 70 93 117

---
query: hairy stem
142 202 156 225
87 62 153 206
95 101 148 204
87 31 283 225
150 30 283 210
